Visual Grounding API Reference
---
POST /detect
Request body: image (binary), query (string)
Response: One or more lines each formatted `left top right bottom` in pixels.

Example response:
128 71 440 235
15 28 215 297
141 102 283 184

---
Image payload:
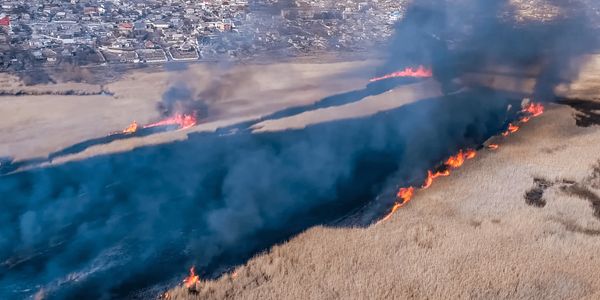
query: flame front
422 169 450 189
502 123 520 136
369 66 433 82
183 266 199 289
397 187 415 202
122 121 139 134
144 113 198 130
379 187 415 223
444 149 476 168
114 113 198 137
379 102 546 223
524 103 544 117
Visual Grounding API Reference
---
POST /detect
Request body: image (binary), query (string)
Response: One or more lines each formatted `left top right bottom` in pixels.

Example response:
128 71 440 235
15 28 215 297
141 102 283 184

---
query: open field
2 54 600 299
167 101 600 300
163 56 600 299
0 60 376 162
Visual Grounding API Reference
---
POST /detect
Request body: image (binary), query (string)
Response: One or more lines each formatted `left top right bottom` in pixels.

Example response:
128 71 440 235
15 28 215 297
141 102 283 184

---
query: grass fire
1 0 597 298
369 66 433 82
379 102 546 223
183 266 200 291
116 113 198 136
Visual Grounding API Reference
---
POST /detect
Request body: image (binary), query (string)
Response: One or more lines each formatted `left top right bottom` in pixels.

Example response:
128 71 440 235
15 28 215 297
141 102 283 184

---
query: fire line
144 113 198 130
183 266 200 290
113 113 198 136
378 102 545 223
369 66 433 82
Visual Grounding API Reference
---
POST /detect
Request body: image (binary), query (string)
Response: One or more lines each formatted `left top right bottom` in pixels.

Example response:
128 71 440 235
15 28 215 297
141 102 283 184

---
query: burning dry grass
369 66 433 82
0 60 375 162
378 101 544 223
167 105 600 300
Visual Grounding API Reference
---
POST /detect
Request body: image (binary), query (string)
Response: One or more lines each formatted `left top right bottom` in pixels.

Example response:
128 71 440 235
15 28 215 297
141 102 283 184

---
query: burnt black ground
0 78 415 176
557 98 600 127
0 88 523 299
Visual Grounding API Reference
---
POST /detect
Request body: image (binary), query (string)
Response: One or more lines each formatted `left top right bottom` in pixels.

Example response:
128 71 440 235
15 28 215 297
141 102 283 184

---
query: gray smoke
380 0 597 97
157 65 257 119
1 1 598 299
0 90 521 299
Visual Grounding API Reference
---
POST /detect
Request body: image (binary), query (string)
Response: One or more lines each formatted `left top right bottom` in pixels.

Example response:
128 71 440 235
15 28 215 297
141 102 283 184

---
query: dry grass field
167 103 600 300
2 54 600 299
0 60 375 162
163 56 600 300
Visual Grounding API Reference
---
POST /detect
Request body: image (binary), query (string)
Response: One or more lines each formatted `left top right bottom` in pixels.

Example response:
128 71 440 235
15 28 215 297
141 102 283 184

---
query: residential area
0 0 407 72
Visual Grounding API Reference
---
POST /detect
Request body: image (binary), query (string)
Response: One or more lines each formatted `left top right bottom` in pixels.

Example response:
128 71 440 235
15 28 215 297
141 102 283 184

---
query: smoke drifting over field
381 0 596 97
157 64 257 118
1 89 520 299
1 1 597 299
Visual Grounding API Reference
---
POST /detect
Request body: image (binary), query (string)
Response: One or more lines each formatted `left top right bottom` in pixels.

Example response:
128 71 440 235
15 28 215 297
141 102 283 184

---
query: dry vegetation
0 60 375 162
167 105 600 300
3 53 600 299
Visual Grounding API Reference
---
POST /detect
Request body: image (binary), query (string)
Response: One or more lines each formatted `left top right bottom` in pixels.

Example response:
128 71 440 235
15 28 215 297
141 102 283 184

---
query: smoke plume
380 0 597 97
157 64 257 119
0 89 521 299
1 1 598 299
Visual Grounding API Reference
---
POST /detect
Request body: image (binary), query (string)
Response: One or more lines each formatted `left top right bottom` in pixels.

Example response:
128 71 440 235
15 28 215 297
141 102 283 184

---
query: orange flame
502 123 520 136
144 113 198 130
422 149 474 188
122 121 139 134
422 169 450 189
183 266 199 289
379 187 415 222
397 186 415 202
444 149 476 169
501 102 545 136
445 152 465 168
381 149 475 222
464 149 477 160
380 202 402 223
369 66 433 82
379 102 546 223
524 103 544 117
508 124 519 133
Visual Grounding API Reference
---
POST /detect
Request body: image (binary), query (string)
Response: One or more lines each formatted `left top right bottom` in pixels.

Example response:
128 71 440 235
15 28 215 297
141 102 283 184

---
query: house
118 22 133 32
0 16 10 27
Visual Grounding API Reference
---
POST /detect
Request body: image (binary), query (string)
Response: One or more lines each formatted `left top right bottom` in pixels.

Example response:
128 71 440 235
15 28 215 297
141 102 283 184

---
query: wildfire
397 186 415 202
444 149 476 168
114 112 198 137
421 169 451 188
122 121 139 134
369 66 433 82
502 123 520 136
524 103 544 117
502 102 546 136
144 113 198 130
380 149 476 224
378 102 546 223
183 266 200 289
380 187 415 222
487 144 499 150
